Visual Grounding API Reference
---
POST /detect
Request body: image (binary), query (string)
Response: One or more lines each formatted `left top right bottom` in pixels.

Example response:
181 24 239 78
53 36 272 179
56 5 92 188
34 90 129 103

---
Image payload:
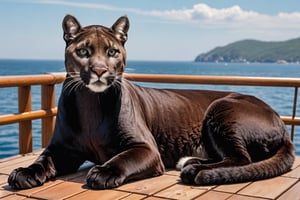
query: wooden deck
0 150 299 200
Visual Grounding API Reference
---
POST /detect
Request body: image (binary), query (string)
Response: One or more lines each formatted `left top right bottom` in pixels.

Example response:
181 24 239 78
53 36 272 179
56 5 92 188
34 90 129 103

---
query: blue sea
0 59 300 159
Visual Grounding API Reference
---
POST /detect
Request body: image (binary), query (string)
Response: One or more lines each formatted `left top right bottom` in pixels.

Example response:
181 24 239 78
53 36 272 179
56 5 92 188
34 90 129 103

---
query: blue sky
1 0 300 61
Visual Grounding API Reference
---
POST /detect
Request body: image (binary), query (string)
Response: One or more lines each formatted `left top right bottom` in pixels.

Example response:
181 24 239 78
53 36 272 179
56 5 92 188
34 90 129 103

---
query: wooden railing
0 73 65 154
0 73 299 154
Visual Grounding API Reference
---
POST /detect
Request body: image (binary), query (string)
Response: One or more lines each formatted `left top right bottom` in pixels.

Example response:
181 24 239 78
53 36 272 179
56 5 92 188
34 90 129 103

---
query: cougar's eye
76 48 90 58
107 48 119 57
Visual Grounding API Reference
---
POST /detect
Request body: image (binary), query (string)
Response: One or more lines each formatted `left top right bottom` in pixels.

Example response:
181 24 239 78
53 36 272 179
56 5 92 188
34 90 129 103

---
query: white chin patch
86 72 110 93
86 82 109 93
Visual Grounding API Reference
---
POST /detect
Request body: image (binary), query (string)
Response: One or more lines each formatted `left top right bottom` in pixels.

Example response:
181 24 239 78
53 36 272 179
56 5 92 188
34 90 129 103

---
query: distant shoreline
195 60 300 65
195 37 300 64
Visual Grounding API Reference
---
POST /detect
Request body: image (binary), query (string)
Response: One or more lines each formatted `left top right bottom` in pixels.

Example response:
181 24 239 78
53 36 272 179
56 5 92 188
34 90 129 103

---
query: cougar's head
62 15 129 93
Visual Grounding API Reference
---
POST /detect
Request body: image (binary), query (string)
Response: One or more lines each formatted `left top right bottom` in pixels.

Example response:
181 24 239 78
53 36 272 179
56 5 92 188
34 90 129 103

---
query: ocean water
0 59 300 158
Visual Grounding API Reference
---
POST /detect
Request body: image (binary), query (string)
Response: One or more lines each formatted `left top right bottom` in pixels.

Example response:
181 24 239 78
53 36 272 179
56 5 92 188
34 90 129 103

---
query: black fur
8 15 295 190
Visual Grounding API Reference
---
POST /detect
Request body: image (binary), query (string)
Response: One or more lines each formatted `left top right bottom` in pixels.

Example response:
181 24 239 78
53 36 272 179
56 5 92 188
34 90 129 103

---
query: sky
1 0 300 61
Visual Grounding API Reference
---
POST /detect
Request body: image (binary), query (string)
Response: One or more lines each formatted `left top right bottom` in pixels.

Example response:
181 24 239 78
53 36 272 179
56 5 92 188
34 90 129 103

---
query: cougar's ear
62 15 82 43
111 16 129 45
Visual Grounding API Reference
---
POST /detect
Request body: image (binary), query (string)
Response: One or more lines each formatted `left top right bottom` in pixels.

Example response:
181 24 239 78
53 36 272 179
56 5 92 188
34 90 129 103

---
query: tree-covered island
195 37 300 63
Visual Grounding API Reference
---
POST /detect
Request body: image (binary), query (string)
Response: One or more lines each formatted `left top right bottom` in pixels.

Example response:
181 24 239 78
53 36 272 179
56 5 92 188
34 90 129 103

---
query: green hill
195 37 300 63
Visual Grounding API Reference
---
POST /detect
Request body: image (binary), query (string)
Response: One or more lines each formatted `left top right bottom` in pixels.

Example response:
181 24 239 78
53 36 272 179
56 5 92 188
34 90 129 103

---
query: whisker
74 81 84 92
63 79 77 91
67 81 83 96
62 77 84 96
111 79 124 96
62 81 73 93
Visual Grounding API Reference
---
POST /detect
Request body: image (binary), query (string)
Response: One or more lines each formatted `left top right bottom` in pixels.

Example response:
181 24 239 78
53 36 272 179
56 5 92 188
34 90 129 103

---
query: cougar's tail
181 138 295 185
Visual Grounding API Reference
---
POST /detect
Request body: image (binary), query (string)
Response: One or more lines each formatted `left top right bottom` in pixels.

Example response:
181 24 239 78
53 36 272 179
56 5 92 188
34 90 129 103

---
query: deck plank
121 194 148 200
0 157 38 175
213 182 251 194
277 181 300 200
0 189 12 199
0 194 36 200
116 174 178 195
143 197 168 200
0 155 36 169
15 179 65 197
238 176 298 199
30 180 87 199
193 191 232 200
0 174 8 185
0 153 300 200
284 165 300 178
291 156 300 169
154 184 213 199
66 190 133 200
0 149 43 167
227 194 268 200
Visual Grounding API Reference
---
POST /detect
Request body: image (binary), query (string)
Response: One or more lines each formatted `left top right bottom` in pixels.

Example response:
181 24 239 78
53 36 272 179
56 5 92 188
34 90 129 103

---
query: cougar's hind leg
203 98 252 166
181 97 252 185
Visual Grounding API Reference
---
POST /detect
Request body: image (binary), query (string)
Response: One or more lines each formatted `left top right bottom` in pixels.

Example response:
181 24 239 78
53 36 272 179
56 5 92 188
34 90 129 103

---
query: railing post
41 84 56 147
18 86 32 154
291 87 298 140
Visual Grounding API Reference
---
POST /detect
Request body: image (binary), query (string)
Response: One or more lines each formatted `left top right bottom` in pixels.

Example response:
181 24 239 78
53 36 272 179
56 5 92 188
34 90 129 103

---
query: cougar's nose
91 67 107 77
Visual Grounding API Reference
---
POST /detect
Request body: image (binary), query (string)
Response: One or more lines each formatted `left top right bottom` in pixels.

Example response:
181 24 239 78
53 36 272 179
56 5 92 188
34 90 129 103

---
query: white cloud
143 3 300 29
146 4 261 21
191 4 261 21
278 12 300 20
32 0 300 29
34 0 142 13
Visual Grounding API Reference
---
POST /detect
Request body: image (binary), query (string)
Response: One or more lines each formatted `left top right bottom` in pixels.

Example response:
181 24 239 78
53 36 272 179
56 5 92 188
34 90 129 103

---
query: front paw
86 165 125 189
8 165 46 189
